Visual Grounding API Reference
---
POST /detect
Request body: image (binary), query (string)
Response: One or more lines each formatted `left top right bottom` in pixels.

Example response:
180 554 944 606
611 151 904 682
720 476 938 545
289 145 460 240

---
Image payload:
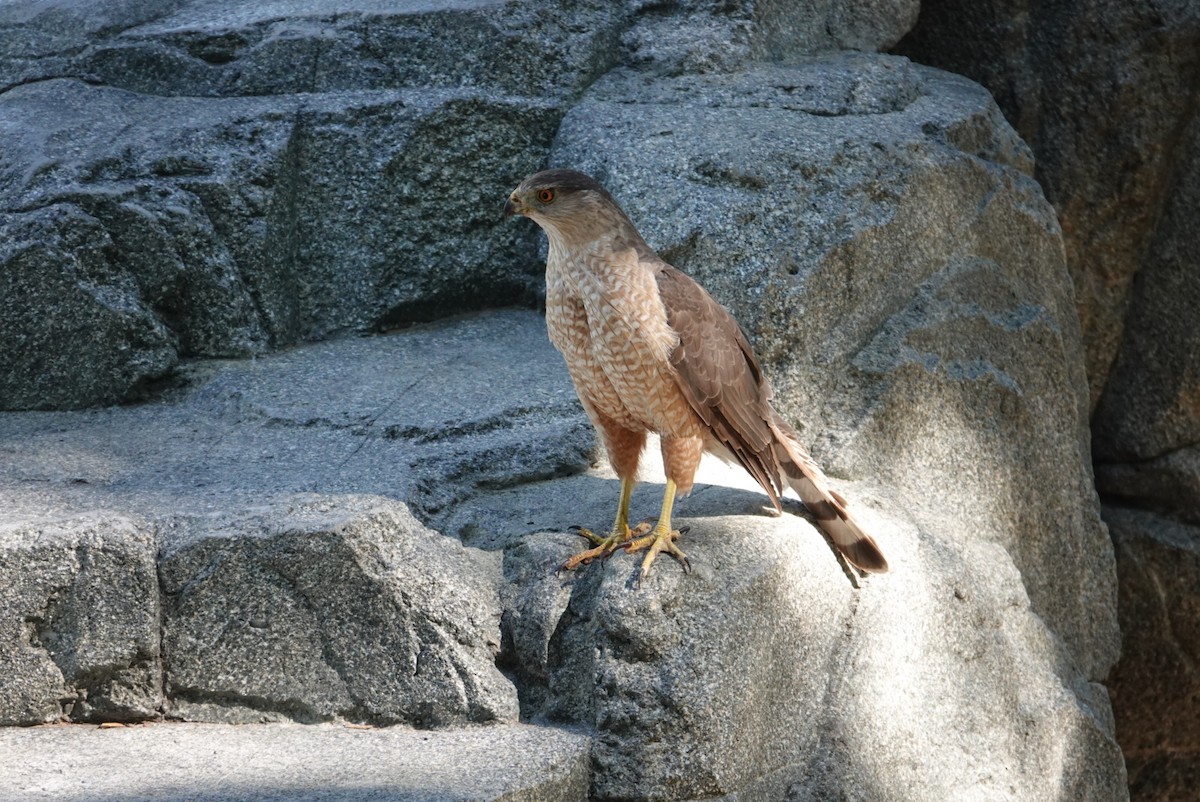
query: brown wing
653 262 786 509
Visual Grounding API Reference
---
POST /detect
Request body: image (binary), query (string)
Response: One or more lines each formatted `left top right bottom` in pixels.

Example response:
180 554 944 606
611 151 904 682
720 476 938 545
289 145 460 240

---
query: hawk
505 169 887 580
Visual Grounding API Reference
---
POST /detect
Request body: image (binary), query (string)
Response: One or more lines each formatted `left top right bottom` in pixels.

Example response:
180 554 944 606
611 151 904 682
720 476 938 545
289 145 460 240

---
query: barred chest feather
543 237 697 438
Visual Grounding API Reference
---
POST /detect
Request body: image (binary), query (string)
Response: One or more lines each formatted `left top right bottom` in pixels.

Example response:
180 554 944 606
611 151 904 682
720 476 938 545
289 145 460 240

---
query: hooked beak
503 194 525 219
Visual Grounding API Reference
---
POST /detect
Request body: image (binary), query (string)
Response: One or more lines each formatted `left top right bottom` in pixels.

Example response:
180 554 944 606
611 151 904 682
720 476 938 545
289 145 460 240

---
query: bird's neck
546 232 628 276
546 217 653 263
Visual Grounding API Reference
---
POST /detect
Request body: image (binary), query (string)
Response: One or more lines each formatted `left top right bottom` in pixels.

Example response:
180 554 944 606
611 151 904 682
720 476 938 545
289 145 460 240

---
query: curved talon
561 543 614 572
568 525 607 547
561 523 643 572
560 513 682 579
625 525 690 581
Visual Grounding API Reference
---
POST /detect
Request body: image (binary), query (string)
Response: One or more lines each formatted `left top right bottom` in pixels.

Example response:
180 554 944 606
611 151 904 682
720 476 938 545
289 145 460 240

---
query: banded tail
769 413 889 573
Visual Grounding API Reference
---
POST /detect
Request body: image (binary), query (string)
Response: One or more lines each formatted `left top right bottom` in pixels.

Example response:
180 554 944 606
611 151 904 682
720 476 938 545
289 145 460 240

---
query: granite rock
621 0 919 77
1 286 1129 797
0 0 633 410
0 77 560 409
1105 506 1200 801
491 466 1124 800
160 496 518 727
504 53 1126 798
0 513 161 726
549 54 1117 682
0 721 592 802
899 8 1200 794
0 3 1134 799
0 310 588 728
0 0 927 411
896 0 1200 409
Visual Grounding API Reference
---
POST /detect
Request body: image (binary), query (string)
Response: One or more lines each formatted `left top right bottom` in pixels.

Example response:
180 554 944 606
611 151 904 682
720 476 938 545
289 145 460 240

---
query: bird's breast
545 243 695 438
552 243 677 362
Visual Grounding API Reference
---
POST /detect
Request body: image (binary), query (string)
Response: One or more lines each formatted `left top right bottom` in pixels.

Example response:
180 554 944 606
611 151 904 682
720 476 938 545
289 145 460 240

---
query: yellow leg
612 473 635 537
562 476 648 571
624 478 691 580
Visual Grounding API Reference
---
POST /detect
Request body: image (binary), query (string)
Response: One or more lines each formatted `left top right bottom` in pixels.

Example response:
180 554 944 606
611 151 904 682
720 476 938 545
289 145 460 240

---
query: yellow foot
561 522 651 571
624 524 692 582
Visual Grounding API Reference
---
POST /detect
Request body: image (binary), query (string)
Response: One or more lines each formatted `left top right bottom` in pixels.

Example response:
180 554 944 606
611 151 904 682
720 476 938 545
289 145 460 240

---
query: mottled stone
896 0 1200 409
160 496 518 727
0 514 161 725
0 721 591 802
0 78 560 408
1107 504 1200 800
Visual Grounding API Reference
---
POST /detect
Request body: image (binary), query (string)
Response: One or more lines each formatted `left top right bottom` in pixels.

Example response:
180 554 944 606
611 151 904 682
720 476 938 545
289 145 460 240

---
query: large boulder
549 54 1116 681
0 0 918 95
2 287 1128 801
1 281 1127 798
896 0 1200 408
500 491 1123 800
898 5 1200 794
471 53 1125 799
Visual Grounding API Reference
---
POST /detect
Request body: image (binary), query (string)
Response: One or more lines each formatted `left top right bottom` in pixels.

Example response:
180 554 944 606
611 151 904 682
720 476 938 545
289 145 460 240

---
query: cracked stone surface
1082 39 1200 798
0 0 633 410
1093 108 1200 520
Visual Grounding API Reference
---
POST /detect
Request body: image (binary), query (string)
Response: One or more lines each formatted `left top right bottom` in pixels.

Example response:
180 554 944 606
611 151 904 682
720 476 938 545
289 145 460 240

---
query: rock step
0 722 590 802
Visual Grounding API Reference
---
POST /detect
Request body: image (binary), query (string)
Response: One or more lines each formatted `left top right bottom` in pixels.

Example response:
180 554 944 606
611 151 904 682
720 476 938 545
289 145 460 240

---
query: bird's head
504 168 636 247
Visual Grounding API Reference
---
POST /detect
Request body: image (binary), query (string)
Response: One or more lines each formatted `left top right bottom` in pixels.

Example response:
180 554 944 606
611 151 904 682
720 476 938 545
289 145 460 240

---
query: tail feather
769 414 889 574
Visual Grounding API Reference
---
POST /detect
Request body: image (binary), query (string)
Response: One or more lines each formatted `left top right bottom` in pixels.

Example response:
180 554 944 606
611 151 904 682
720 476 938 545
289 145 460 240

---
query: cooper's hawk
505 169 887 580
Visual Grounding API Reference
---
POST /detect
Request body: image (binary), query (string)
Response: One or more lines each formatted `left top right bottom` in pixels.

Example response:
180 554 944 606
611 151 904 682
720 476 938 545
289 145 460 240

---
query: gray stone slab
0 722 591 801
159 496 519 728
0 309 590 524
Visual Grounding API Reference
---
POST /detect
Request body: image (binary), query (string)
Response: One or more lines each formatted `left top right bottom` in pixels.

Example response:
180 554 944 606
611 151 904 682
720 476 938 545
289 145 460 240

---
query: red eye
537 189 555 204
